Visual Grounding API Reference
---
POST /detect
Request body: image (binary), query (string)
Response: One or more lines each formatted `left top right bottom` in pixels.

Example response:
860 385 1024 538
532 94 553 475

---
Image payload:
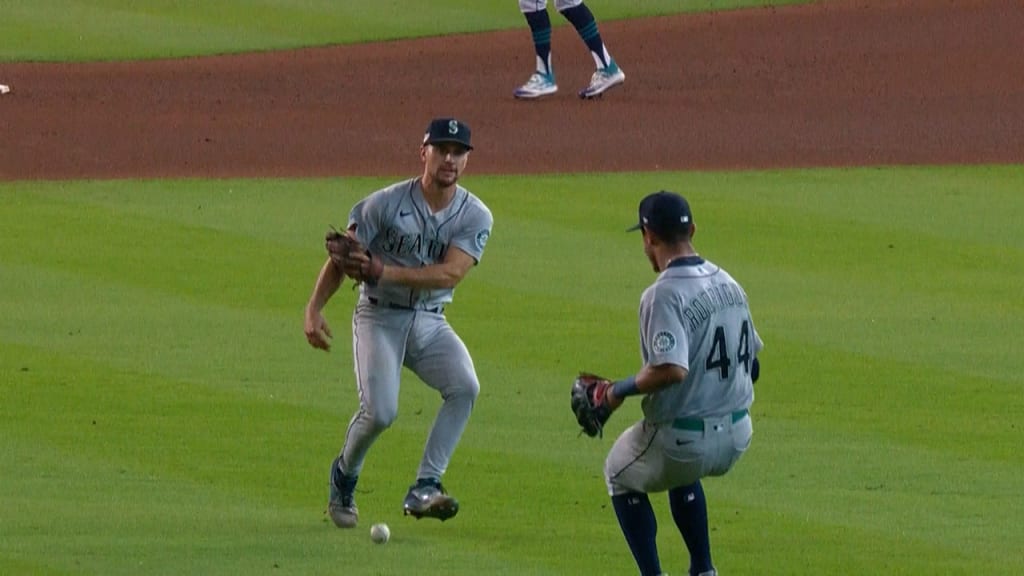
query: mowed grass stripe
2 191 313 313
2 166 1022 574
725 442 1019 573
1 347 571 575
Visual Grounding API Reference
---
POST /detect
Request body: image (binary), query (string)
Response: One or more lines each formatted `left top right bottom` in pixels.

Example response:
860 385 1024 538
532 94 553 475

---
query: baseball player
513 0 625 99
303 118 493 528
593 191 762 576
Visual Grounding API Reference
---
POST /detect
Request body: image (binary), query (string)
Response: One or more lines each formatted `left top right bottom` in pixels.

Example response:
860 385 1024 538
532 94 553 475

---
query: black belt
368 297 444 314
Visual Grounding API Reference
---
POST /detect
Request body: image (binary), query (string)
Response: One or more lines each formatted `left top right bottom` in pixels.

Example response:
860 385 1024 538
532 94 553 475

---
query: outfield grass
1 0 814 62
2 166 1022 575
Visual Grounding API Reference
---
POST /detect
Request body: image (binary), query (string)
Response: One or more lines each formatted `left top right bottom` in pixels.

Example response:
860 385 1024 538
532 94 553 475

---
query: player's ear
641 226 655 247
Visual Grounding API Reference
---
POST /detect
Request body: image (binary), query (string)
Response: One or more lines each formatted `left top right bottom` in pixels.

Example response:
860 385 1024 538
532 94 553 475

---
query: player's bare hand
304 311 333 351
343 250 384 285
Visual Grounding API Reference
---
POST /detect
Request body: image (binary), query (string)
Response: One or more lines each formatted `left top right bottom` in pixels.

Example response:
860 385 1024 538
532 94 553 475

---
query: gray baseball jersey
348 177 492 309
605 256 763 495
338 177 493 482
639 256 763 423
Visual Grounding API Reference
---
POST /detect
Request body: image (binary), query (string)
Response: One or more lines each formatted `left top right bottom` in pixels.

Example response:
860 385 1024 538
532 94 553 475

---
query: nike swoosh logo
400 210 413 217
675 439 693 446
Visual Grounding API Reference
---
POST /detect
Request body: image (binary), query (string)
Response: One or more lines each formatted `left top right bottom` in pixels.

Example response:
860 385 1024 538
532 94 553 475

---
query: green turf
1 0 814 62
1 166 1022 575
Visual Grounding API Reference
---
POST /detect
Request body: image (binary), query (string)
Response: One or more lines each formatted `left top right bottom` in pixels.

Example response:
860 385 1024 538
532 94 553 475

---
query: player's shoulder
641 278 684 308
645 262 718 304
372 177 418 198
699 259 747 288
458 186 494 223
358 178 418 213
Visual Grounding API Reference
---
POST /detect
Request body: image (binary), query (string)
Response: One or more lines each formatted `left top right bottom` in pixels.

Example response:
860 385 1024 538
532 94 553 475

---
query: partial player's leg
328 304 412 528
514 0 559 99
710 412 752 477
605 421 666 576
668 481 715 576
327 454 359 528
342 304 412 472
611 491 664 576
662 412 752 575
400 313 480 520
555 0 625 98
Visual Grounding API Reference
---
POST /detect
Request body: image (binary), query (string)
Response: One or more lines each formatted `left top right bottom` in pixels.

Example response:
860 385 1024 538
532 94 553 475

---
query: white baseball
370 522 390 544
0 84 10 95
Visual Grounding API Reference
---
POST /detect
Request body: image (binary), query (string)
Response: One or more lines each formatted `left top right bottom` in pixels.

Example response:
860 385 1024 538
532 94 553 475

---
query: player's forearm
380 262 464 290
610 364 687 403
307 259 343 312
636 364 688 393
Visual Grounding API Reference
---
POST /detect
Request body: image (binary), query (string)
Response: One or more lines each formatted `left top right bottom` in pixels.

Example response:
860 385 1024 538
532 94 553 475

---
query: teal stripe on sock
580 22 598 40
532 30 552 43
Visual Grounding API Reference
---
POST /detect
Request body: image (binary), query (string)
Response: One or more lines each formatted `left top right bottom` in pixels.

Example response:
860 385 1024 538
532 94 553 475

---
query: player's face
642 227 660 272
422 142 470 188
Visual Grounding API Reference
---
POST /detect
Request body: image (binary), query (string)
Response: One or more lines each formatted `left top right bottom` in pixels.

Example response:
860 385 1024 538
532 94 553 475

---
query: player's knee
448 373 479 401
464 378 480 400
605 475 635 497
367 405 398 431
555 0 583 13
604 456 627 494
520 0 549 13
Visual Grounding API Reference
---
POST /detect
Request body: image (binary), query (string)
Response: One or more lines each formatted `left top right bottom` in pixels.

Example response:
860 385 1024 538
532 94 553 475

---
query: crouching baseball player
572 191 763 576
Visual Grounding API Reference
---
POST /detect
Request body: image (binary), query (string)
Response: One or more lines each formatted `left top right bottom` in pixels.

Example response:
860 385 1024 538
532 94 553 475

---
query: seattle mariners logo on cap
424 117 473 150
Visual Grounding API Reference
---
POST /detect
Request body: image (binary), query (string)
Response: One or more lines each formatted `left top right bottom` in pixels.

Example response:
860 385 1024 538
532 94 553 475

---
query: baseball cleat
514 71 558 99
327 456 359 528
402 478 459 521
578 60 625 99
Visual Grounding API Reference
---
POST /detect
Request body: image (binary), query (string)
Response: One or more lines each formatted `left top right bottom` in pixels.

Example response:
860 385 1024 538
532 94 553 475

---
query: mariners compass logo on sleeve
475 229 490 250
652 331 677 353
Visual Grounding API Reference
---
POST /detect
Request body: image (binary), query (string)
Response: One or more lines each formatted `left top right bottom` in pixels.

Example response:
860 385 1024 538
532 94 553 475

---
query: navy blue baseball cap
627 191 694 236
423 117 473 150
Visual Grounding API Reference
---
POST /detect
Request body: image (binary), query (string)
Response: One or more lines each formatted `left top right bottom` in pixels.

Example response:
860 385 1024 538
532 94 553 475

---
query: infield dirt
1 0 1022 181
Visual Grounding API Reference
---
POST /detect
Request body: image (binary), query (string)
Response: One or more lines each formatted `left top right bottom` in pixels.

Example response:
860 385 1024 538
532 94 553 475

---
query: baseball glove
325 227 383 286
570 372 613 438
